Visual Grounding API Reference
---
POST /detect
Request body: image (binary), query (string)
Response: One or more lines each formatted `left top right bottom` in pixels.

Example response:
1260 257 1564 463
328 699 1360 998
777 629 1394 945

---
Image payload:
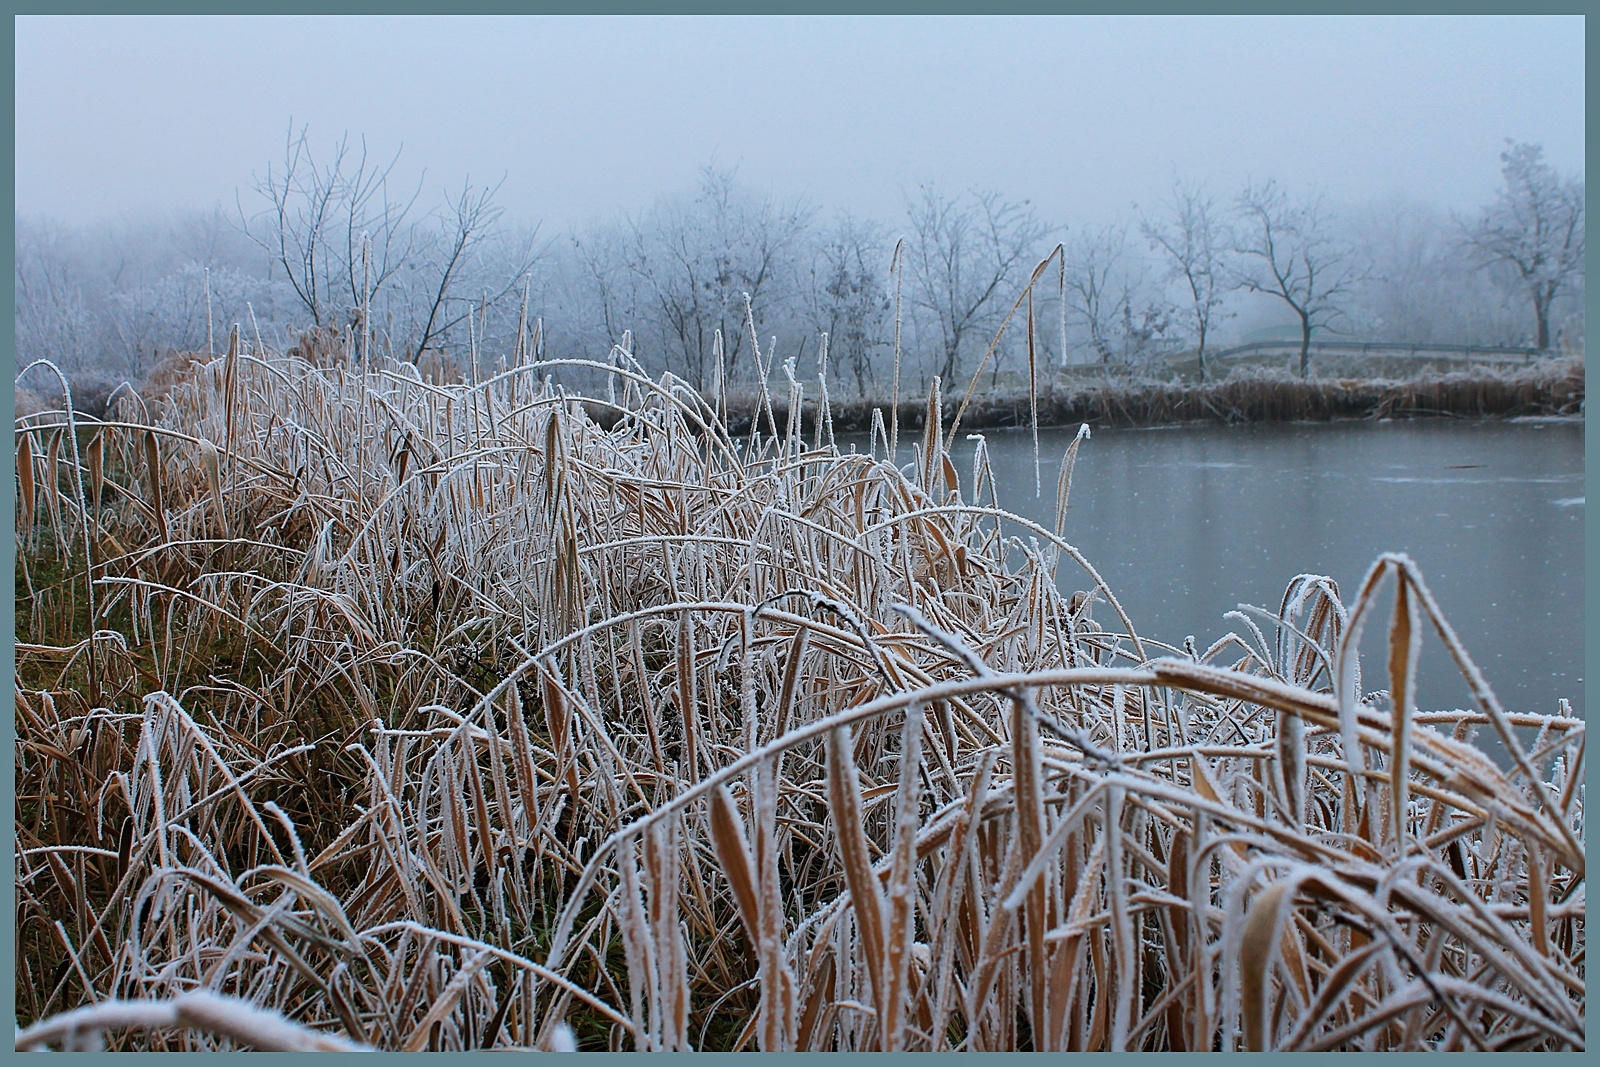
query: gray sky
15 14 1586 231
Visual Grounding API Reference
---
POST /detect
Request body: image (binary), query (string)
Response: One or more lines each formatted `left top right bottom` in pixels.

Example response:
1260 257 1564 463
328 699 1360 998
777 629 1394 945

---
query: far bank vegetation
16 130 1584 404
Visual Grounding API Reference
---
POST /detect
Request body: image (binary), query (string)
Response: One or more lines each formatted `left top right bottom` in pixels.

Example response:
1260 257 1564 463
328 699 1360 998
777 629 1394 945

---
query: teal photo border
4 6 1590 1060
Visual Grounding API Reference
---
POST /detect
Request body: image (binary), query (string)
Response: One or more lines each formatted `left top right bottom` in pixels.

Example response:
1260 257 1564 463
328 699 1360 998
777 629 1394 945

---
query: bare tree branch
1459 141 1585 350
1232 180 1365 378
905 185 1050 383
1141 178 1233 380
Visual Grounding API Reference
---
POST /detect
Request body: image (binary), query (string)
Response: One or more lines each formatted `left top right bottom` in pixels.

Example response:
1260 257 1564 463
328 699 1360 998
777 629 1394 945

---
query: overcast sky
15 14 1586 233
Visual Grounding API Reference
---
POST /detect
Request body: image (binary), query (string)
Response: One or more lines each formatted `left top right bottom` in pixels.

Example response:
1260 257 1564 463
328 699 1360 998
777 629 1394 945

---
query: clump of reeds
744 355 1584 433
13 301 1584 1051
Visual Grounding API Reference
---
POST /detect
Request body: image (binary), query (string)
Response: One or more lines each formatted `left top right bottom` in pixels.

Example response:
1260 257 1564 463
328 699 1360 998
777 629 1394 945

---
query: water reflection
861 418 1584 718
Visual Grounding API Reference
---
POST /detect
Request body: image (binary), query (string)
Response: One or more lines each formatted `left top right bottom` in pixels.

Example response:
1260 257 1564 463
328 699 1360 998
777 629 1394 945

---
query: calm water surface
873 419 1584 718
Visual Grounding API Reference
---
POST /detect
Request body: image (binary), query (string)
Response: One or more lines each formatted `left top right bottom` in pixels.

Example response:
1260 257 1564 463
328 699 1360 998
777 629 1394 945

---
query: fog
14 15 1585 388
17 15 1584 229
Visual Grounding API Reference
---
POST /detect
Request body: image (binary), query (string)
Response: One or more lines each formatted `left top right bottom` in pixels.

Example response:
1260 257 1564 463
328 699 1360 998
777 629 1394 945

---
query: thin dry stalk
13 320 1580 1053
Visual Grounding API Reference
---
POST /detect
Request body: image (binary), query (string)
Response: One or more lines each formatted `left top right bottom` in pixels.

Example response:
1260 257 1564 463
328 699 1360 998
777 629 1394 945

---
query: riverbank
727 356 1584 433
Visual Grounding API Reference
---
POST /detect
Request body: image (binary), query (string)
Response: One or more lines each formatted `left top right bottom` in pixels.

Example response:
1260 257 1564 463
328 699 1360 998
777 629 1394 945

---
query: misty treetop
1461 141 1586 352
14 131 1583 394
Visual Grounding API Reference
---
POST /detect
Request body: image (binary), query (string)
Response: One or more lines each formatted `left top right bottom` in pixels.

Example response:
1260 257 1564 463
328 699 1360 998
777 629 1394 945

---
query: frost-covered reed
13 314 1584 1050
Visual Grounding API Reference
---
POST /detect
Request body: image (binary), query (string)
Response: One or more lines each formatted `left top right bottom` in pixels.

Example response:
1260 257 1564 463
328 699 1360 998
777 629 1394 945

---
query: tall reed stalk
13 301 1584 1051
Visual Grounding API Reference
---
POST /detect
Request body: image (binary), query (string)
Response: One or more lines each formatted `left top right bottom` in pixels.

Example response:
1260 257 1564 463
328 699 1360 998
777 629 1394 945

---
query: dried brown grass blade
888 237 904 459
1275 705 1306 829
402 949 493 1052
1027 285 1040 497
223 324 239 454
540 667 579 797
85 431 103 520
1052 424 1089 538
17 429 36 531
773 626 809 742
1387 571 1420 847
1279 940 1384 1050
796 948 835 1050
676 611 700 779
882 700 924 1051
200 439 227 537
1527 844 1549 958
1010 690 1048 1043
142 429 168 545
825 724 888 1042
707 784 760 945
1240 882 1290 1051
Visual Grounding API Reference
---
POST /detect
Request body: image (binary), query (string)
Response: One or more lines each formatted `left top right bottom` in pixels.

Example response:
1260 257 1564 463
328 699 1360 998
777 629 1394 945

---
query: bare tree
1062 226 1173 373
1118 289 1175 370
241 127 540 365
109 264 296 369
240 126 422 331
1345 196 1524 346
16 209 293 378
402 180 542 364
1061 222 1132 365
1460 141 1584 350
569 220 644 354
1232 180 1364 378
803 213 892 397
1141 178 1232 380
905 185 1050 383
620 166 814 389
14 218 101 374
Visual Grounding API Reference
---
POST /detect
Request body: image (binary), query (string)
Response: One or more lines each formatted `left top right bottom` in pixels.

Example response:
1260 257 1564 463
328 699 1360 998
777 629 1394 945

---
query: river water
879 418 1584 719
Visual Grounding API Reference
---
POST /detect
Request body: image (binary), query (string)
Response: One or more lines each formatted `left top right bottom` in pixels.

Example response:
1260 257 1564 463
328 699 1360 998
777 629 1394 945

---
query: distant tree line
14 131 1584 392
